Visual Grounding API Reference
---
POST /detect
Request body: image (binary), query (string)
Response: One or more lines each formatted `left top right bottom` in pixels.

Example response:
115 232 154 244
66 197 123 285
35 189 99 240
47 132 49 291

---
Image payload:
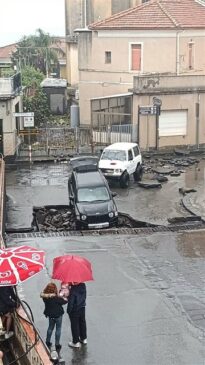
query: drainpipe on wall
196 94 200 149
176 31 180 75
81 0 87 28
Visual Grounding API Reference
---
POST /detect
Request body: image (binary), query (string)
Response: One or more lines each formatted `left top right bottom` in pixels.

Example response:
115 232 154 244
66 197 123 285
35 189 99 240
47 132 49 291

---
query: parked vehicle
68 156 118 230
98 142 142 188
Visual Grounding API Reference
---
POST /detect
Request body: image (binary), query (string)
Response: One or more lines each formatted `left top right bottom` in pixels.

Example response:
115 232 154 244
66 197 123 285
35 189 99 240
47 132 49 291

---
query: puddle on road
177 231 205 258
183 161 205 188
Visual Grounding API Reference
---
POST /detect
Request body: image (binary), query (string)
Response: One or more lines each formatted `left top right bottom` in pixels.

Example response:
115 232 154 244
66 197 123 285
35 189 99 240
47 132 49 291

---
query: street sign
24 116 34 127
13 112 34 117
139 106 157 115
153 97 162 107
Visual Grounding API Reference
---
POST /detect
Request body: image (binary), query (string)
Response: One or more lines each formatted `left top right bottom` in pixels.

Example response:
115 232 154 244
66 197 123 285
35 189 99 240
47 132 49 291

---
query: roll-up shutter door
159 110 187 136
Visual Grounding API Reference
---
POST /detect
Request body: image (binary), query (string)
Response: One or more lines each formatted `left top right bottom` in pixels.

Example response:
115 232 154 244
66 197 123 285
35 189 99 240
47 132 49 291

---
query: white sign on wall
13 112 34 117
24 116 34 127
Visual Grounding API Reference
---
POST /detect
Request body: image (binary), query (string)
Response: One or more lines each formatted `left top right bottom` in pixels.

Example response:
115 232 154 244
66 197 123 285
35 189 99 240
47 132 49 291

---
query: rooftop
76 170 105 188
89 0 205 30
41 78 67 88
105 142 138 151
0 43 17 60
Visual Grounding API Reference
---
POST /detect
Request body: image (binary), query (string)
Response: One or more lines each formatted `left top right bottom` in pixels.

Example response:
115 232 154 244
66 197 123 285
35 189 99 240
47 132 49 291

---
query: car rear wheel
120 172 129 188
133 164 143 182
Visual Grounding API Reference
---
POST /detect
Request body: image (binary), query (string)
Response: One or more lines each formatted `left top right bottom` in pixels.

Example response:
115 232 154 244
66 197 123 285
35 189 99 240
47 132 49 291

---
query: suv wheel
133 164 143 182
120 172 129 188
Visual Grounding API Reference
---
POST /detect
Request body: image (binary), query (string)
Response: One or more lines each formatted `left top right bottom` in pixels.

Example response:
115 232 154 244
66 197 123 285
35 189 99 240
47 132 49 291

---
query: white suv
98 142 142 188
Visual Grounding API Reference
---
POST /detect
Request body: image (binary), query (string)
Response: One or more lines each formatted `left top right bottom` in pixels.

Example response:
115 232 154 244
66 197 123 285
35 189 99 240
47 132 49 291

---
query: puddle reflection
70 345 89 364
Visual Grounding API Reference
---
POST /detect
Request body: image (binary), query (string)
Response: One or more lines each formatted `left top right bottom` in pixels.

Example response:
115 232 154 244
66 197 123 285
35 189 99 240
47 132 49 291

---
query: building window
131 44 141 71
188 41 194 70
105 51 111 64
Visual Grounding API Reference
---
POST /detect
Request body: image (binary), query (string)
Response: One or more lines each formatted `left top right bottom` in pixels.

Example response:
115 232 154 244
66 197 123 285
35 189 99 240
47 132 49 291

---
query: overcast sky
0 0 65 47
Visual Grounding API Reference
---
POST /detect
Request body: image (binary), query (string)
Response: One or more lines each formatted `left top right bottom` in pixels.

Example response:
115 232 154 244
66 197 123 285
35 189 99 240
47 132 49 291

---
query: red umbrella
52 255 93 283
0 245 45 286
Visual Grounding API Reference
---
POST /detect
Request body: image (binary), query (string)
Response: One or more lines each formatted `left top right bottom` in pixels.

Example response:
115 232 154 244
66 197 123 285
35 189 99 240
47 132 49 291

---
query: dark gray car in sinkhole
68 156 118 230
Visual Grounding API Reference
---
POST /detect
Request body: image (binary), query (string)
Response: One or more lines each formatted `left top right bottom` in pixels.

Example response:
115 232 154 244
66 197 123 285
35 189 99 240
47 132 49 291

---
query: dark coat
0 286 18 315
41 293 67 318
67 283 86 315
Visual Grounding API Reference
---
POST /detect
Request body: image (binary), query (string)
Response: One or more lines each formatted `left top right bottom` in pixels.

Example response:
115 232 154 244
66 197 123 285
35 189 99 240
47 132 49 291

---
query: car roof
75 170 106 188
104 142 138 151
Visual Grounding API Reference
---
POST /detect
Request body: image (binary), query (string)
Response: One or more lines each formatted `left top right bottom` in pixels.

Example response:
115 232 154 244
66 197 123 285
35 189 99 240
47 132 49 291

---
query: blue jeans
46 315 63 346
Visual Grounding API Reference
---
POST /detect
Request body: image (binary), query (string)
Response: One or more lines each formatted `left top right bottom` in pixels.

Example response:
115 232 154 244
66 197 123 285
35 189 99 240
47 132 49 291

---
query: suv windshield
101 150 126 161
78 186 110 203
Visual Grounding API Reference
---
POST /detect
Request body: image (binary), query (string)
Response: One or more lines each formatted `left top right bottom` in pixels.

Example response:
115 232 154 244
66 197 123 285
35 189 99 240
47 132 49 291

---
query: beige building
77 0 205 149
65 0 146 85
0 73 23 158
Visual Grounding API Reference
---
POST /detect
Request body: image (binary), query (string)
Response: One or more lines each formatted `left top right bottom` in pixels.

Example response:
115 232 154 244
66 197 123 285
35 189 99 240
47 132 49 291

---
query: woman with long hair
41 282 67 351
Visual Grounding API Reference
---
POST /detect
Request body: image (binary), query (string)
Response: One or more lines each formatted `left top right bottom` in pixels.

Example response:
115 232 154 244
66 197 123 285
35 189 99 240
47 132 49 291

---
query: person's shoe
80 339 87 345
68 341 81 348
46 341 52 349
55 344 62 351
5 331 14 339
0 329 6 336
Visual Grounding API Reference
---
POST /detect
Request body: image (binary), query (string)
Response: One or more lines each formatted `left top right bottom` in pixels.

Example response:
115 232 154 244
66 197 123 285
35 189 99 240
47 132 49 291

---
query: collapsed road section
5 205 205 238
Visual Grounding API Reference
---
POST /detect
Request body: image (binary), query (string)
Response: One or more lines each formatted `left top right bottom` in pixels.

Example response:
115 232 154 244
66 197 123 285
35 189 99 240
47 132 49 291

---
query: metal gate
17 127 92 157
91 108 134 147
17 123 135 159
92 123 133 145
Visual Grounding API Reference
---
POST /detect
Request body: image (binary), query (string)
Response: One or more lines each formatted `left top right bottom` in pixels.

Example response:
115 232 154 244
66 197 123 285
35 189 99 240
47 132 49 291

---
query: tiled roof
0 38 66 61
0 44 17 59
89 0 205 30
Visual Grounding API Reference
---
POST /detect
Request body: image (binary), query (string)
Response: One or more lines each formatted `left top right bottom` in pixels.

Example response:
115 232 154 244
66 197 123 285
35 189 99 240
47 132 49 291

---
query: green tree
23 88 50 127
21 66 44 90
12 29 60 75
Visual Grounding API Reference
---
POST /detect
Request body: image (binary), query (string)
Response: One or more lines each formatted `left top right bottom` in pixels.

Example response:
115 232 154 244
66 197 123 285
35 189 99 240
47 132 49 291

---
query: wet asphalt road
5 160 205 364
6 158 205 228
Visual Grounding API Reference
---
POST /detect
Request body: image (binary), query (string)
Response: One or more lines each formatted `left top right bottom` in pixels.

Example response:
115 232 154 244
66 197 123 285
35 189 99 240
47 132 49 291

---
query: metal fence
18 127 92 157
92 124 133 145
17 124 133 158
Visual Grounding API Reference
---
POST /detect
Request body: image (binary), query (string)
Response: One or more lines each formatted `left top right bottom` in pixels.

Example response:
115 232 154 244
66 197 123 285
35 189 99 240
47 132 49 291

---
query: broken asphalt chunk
138 180 162 189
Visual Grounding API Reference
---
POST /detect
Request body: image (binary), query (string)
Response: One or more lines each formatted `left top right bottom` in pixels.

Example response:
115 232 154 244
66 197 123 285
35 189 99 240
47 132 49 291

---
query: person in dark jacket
67 282 87 348
0 285 18 339
41 282 67 351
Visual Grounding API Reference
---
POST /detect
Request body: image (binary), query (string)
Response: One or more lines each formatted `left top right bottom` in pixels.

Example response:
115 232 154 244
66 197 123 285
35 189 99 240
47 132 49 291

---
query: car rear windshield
101 150 126 161
77 186 110 203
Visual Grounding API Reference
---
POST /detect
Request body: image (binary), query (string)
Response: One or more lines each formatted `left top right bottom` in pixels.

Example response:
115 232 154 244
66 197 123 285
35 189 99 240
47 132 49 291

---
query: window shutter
131 45 141 71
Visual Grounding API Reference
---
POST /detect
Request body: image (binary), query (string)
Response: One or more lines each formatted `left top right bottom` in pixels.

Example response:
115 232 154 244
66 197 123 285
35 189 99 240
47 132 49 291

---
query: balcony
0 72 21 99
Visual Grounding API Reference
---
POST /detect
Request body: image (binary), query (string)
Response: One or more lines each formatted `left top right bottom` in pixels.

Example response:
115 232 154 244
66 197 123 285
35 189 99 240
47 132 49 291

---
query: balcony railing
0 72 21 97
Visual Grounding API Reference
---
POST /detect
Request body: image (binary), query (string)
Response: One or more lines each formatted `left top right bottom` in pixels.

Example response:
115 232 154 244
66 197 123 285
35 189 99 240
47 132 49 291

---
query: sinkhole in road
5 206 204 236
29 205 157 232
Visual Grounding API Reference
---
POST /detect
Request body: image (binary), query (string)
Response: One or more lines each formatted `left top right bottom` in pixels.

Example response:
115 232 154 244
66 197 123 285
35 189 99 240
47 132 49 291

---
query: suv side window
133 146 139 156
128 149 133 161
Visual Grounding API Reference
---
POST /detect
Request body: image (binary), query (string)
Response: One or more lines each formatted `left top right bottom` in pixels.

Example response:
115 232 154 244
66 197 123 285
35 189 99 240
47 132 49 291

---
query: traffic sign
139 106 157 115
13 112 34 117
